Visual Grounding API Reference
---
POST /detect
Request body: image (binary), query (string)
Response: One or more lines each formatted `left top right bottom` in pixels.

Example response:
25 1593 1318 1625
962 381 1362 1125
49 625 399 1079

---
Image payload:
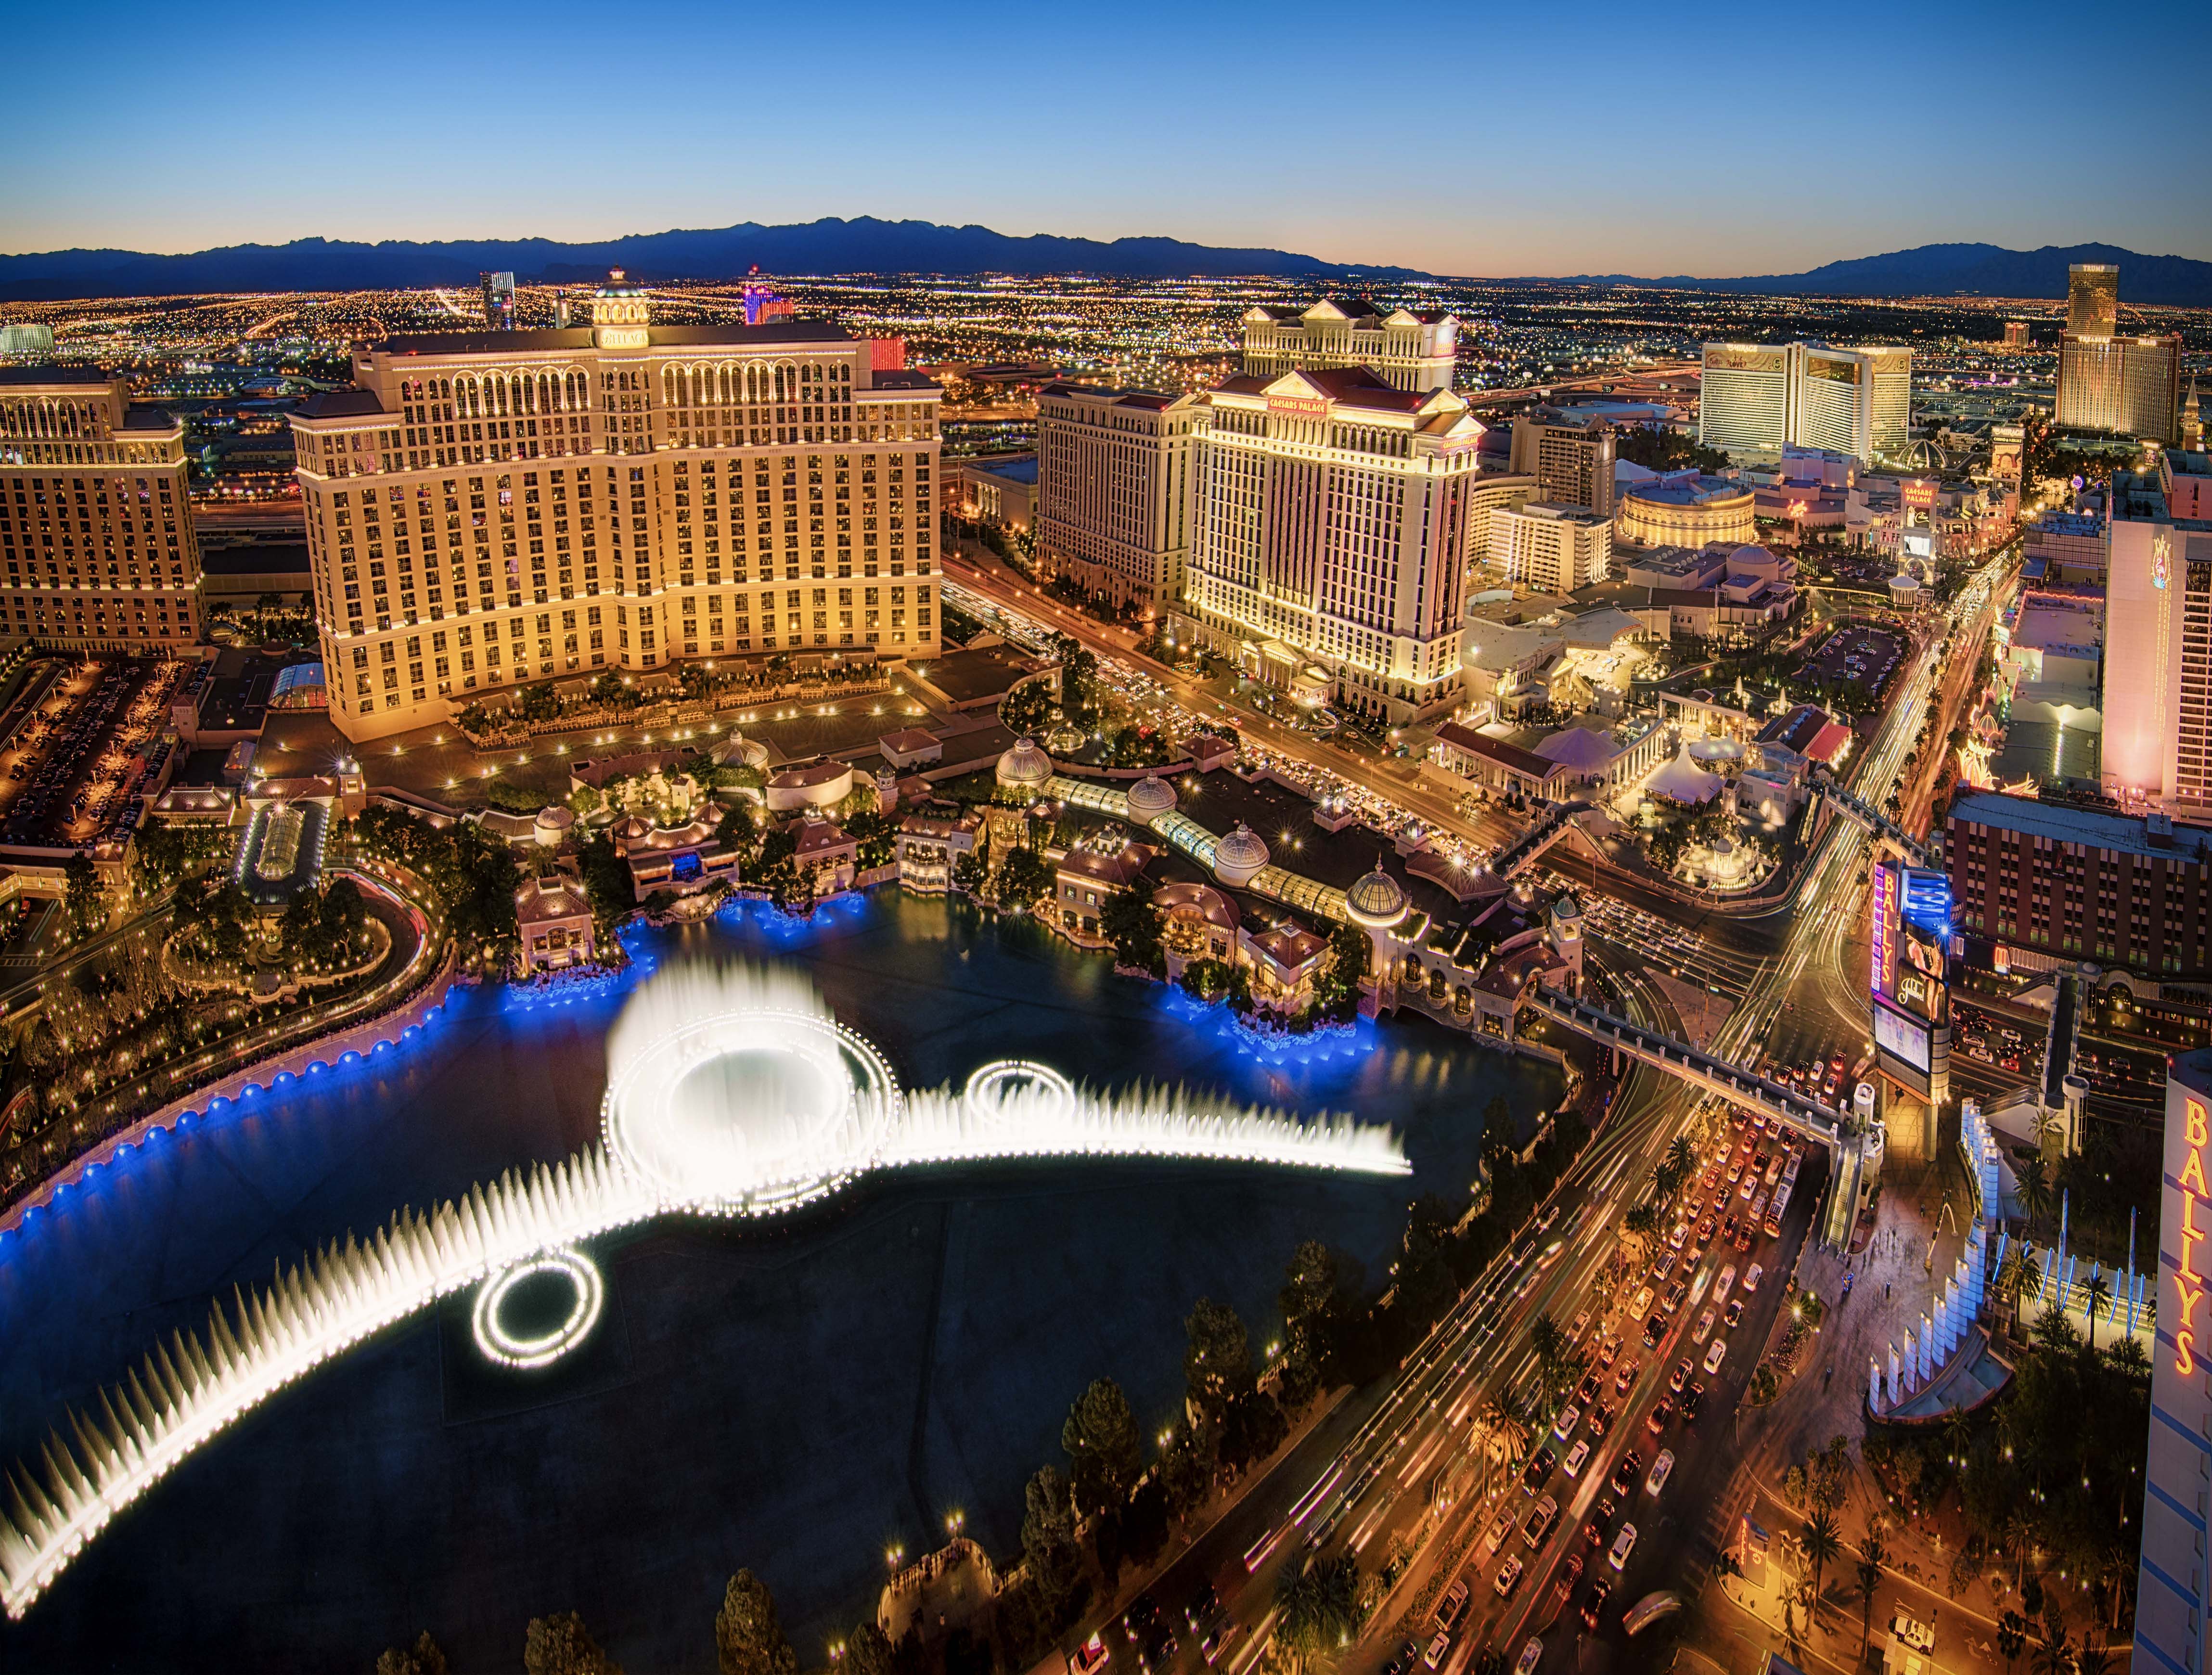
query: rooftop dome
996 736 1054 789
1125 775 1177 824
1211 823 1271 887
714 733 771 771
1344 866 1408 929
1730 543 1776 565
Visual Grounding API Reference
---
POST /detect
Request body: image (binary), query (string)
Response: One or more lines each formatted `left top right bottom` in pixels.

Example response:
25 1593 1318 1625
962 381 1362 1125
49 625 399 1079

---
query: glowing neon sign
1870 863 1897 1000
2178 1095 2209 1375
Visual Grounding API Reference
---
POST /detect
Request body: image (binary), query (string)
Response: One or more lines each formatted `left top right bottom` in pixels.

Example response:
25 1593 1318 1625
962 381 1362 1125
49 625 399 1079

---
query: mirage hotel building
290 274 941 741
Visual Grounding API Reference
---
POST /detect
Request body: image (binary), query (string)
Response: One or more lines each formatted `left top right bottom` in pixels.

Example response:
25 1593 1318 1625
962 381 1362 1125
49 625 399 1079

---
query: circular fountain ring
472 1247 604 1369
963 1059 1076 1126
601 1004 902 1216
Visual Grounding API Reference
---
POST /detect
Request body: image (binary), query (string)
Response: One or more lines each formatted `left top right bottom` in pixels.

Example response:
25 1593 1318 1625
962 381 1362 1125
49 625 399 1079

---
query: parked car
1493 1555 1526 1599
1563 1439 1591 1479
1645 1450 1675 1497
1704 1337 1729 1375
1071 1635 1112 1675
1580 1576 1614 1630
1608 1523 1640 1572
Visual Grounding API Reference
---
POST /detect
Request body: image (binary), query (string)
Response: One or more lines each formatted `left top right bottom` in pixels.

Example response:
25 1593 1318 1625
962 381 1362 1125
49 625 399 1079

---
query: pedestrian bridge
1809 772 1930 865
1523 987 1845 1147
1491 800 1590 879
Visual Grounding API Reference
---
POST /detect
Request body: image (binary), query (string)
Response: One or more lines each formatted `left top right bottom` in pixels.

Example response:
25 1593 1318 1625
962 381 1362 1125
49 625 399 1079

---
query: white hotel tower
1176 365 1492 725
289 274 942 742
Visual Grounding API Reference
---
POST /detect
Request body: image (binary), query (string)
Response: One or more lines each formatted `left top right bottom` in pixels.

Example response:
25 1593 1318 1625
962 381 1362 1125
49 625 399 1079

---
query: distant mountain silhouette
1545 242 2212 307
0 218 1422 301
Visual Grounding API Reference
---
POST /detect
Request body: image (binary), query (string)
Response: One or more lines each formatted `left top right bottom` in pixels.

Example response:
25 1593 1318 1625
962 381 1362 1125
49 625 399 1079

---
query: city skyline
7 0 2207 276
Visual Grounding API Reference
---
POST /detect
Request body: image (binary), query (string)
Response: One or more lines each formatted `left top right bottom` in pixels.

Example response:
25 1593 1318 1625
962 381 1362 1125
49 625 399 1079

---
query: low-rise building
1491 502 1612 593
1426 721 1569 800
2022 510 2108 586
1052 846 1149 947
959 454 1038 532
1616 472 1756 550
515 873 596 972
792 817 858 895
895 809 980 893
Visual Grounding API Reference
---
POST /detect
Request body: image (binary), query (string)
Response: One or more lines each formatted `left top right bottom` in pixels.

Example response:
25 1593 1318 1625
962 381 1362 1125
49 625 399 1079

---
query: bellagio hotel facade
0 368 202 650
289 275 942 742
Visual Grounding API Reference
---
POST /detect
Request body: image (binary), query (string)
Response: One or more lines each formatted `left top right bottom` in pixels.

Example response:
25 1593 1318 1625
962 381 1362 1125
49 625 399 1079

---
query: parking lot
0 656 186 852
1798 624 1903 700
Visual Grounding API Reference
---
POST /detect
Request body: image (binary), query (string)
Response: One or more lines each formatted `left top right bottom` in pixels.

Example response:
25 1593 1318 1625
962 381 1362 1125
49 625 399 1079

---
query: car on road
1423 1631 1453 1671
1720 1213 1739 1244
1185 1585 1221 1631
1434 1579 1469 1631
1614 1359 1640 1396
1523 1494 1560 1548
1599 1336 1622 1368
1071 1634 1112 1675
1628 1285 1654 1318
1494 1555 1526 1599
1662 1281 1687 1315
1200 1622 1239 1665
1670 1358 1693 1393
1514 1638 1543 1675
1609 1523 1640 1572
1138 1625 1178 1673
1646 1395 1675 1433
1121 1596 1162 1645
1724 1297 1745 1328
1522 1447 1558 1494
1553 1404 1581 1441
1580 1576 1614 1630
1680 1381 1706 1421
1567 1309 1591 1344
1692 1307 1717 1345
1586 1401 1615 1439
1645 1449 1675 1497
1609 1450 1644 1497
1642 1312 1666 1348
1483 1509 1516 1556
1714 1263 1737 1300
1552 1552 1585 1605
1704 1337 1729 1375
1581 1520 1605 1553
1743 1263 1764 1293
1563 1439 1591 1478
1576 1372 1601 1406
1382 1642 1420 1675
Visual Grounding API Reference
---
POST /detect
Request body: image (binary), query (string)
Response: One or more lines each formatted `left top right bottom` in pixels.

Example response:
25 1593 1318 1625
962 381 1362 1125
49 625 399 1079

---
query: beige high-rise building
2068 263 2120 336
2058 332 2181 443
1240 300 1459 393
1178 365 1493 725
1508 411 1616 515
289 275 941 742
1698 341 1912 466
1489 502 1612 595
1035 383 1204 612
0 368 202 650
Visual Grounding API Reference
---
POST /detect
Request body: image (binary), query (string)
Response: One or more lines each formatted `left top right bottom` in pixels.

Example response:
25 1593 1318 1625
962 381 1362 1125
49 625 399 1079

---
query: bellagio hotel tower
289 274 942 742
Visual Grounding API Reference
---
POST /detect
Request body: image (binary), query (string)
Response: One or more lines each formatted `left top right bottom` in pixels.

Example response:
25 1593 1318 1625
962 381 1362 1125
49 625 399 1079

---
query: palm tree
1663 1134 1696 1184
1622 1202 1660 1260
1801 1508 1842 1621
1856 1525 1890 1658
1274 1551 1361 1675
2083 1271 2113 1352
2017 1153 2052 1234
1530 1313 1584 1410
1993 1247 2029 1340
2098 1536 2136 1634
2076 1638 2114 1675
2034 1608 2073 1675
1997 1611 2027 1675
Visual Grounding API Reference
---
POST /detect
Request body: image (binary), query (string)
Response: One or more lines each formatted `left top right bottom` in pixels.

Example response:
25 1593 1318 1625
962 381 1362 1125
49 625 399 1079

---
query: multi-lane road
954 546 2014 1675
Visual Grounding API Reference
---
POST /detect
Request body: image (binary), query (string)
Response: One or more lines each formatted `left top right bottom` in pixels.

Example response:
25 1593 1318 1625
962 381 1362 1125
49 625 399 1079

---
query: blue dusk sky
5 0 2207 274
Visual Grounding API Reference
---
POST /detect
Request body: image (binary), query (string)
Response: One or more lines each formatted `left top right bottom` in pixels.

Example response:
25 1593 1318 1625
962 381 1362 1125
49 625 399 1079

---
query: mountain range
0 222 2208 307
0 218 1415 302
1552 243 2212 308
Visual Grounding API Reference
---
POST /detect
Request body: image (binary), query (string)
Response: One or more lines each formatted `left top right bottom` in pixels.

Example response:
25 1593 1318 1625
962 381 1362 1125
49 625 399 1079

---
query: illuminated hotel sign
2178 1092 2209 1374
1903 478 1937 510
1267 394 1330 421
2154 529 2172 591
1870 862 1897 999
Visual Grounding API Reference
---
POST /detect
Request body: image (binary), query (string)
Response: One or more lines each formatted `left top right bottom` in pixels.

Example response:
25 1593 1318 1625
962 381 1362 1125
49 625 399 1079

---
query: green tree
844 1624 894 1675
1099 876 1164 977
1184 1297 1255 1431
1277 1241 1352 1410
1021 1465 1082 1617
715 1571 797 1675
2034 1608 2073 1675
1312 923 1369 1018
995 845 1052 911
716 799 759 859
1855 1526 1889 1658
1530 1312 1585 1411
375 1631 450 1675
845 808 898 870
1273 1551 1361 1675
524 1613 620 1675
1062 1378 1142 1522
576 832 637 927
1001 681 1055 736
63 853 104 934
